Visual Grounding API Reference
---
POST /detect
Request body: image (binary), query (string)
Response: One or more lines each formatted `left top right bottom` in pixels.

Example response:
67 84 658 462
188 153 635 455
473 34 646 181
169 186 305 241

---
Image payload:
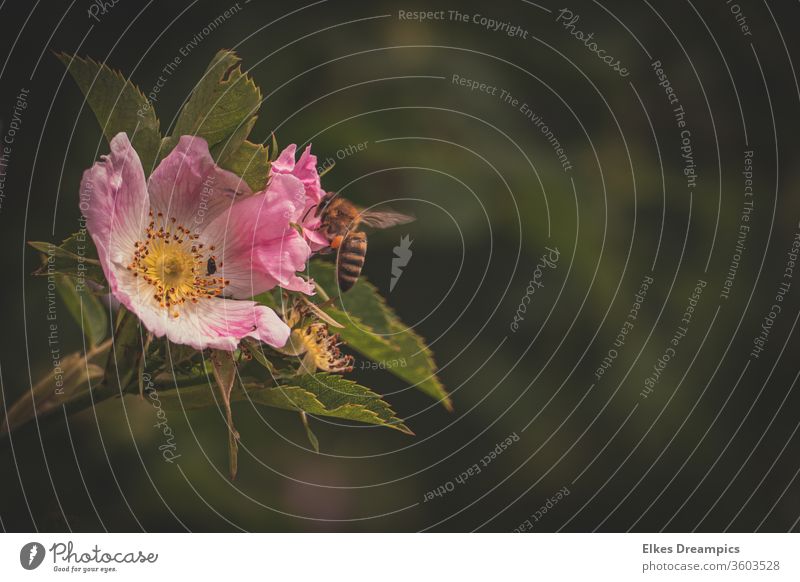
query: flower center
127 211 229 318
297 324 354 373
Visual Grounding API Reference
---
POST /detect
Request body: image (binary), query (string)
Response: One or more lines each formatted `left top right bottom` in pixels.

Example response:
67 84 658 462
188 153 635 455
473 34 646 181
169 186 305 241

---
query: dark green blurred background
1 0 800 532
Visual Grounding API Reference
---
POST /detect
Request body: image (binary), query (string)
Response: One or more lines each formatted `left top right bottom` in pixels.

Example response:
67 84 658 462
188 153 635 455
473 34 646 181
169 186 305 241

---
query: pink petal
269 144 329 252
304 227 331 252
178 299 289 350
301 215 331 251
254 229 314 294
247 305 292 348
80 132 148 279
294 145 323 203
270 144 297 174
114 267 289 350
106 269 173 340
270 144 324 203
207 257 277 301
264 173 307 222
201 174 309 298
148 135 252 227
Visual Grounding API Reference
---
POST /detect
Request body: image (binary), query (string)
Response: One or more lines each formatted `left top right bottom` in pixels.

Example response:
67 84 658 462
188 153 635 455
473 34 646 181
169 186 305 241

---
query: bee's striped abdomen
337 231 367 292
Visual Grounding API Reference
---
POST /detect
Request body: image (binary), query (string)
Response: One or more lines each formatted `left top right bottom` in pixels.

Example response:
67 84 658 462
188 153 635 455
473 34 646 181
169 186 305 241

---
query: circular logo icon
19 542 45 570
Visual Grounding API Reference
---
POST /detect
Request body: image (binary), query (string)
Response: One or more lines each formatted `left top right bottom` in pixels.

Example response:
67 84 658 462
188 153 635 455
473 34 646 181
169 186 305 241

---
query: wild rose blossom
270 144 330 251
80 132 316 351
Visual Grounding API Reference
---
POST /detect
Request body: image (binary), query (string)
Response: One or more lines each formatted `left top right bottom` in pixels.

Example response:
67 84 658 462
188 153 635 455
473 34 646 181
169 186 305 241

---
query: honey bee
315 193 415 292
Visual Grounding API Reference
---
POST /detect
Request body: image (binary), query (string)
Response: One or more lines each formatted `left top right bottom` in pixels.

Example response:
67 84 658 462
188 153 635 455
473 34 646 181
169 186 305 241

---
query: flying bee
315 193 415 292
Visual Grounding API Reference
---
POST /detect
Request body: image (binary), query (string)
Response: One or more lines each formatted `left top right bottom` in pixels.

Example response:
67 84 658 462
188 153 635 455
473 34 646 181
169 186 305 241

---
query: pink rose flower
80 133 315 351
270 144 330 251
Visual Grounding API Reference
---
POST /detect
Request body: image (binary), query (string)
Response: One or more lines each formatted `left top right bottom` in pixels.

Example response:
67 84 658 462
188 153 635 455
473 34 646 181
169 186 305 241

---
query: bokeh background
2 0 800 532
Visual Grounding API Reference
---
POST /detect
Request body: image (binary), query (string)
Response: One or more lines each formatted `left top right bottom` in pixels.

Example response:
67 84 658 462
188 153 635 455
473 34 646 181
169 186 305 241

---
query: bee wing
359 208 415 229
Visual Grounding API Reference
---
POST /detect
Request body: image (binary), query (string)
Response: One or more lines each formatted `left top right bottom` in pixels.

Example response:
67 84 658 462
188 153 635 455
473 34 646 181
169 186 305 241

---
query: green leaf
160 340 200 369
242 326 307 380
210 114 256 163
210 113 271 192
50 230 99 261
162 50 261 159
1 358 106 435
270 132 279 161
309 260 452 410
246 373 413 435
297 294 343 328
150 373 412 435
30 233 106 285
218 138 271 192
102 307 143 397
253 289 280 310
54 275 108 347
1 341 111 436
242 338 276 374
56 53 162 173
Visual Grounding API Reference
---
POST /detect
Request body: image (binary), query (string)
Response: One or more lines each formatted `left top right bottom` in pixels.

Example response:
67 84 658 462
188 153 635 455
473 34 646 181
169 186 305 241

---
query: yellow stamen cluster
299 323 354 373
126 210 229 318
